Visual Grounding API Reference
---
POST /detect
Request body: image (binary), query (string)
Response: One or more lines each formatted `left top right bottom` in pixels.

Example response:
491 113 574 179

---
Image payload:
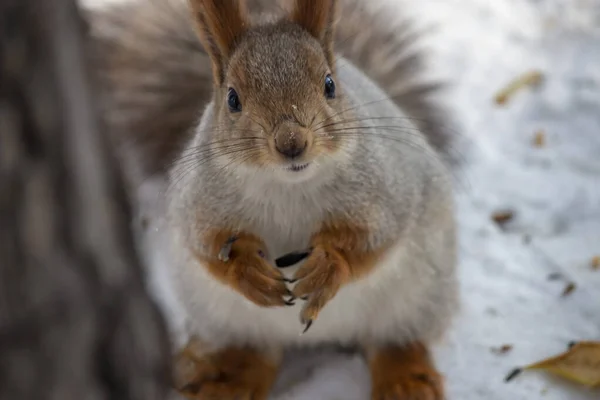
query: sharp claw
284 292 297 303
218 236 238 262
301 319 313 335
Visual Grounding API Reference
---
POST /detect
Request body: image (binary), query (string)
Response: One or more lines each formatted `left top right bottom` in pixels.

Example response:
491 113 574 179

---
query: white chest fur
138 177 439 352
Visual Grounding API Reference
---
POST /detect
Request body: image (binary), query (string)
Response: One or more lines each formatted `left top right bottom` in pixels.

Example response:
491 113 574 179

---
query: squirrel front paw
290 243 351 331
218 235 293 307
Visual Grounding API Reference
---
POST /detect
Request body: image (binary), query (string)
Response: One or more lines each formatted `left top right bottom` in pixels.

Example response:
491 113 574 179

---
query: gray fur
164 56 457 349
86 0 458 364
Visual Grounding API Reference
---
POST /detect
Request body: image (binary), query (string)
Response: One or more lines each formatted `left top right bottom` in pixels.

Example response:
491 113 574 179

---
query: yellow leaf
523 342 600 387
494 70 544 106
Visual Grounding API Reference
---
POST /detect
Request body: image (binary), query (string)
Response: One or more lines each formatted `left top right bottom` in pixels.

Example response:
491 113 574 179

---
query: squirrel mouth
287 163 310 172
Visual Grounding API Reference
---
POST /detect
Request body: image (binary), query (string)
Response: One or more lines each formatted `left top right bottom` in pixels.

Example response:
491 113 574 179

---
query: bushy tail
87 0 213 179
334 1 453 161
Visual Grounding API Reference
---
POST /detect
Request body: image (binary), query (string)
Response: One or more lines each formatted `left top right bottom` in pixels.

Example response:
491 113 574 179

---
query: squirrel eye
227 88 242 112
324 74 336 99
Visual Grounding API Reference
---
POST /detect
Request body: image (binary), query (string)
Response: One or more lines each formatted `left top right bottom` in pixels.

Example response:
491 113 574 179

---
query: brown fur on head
188 0 344 178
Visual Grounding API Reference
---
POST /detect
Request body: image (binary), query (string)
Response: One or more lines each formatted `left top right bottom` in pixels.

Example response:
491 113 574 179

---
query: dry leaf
495 70 544 106
561 282 576 297
527 342 600 386
533 130 546 147
492 344 514 355
591 256 600 270
492 210 514 228
505 342 600 387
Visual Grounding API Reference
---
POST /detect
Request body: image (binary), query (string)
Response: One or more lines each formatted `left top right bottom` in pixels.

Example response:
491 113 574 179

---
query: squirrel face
217 25 348 182
190 0 352 183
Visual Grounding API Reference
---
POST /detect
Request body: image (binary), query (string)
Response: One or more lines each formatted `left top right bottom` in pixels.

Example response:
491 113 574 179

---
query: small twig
532 130 546 147
505 368 523 382
591 256 600 270
492 344 514 355
561 282 577 297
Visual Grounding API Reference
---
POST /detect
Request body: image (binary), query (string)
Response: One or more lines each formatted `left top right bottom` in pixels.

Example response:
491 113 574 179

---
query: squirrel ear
290 0 337 68
188 0 249 85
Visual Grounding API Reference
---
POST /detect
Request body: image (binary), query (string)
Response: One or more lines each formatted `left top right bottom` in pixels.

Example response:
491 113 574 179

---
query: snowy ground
411 1 600 399
82 0 600 399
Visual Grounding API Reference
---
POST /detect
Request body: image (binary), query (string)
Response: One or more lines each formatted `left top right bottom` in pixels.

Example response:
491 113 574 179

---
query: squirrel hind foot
174 344 280 400
367 342 445 400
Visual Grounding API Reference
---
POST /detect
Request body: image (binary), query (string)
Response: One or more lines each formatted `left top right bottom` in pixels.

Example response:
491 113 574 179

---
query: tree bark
0 1 171 399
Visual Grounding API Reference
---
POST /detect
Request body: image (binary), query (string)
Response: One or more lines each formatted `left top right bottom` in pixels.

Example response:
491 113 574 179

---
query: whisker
314 132 469 191
167 146 264 193
315 116 458 136
315 131 430 155
173 145 260 173
167 146 257 173
319 126 430 143
315 120 467 161
168 136 267 163
170 138 266 164
316 123 427 142
245 112 269 132
170 146 256 173
314 104 457 135
321 128 465 162
212 149 265 178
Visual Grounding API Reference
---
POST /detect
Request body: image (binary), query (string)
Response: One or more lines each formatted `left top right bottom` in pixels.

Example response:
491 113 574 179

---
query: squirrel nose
275 134 307 159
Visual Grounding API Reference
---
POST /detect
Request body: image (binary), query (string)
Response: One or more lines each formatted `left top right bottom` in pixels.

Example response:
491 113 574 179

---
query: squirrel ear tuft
290 0 337 68
188 0 249 85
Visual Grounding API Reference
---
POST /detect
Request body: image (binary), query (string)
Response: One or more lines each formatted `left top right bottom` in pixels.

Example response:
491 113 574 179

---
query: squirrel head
188 0 354 183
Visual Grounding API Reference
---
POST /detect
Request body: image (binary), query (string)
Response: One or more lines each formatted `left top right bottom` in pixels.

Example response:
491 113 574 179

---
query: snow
81 0 600 398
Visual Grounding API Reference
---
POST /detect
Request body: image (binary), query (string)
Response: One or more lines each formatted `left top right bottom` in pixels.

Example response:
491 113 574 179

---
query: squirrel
88 0 459 399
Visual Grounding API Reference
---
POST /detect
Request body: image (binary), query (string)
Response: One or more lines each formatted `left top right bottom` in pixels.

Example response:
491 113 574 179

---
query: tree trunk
0 1 171 399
